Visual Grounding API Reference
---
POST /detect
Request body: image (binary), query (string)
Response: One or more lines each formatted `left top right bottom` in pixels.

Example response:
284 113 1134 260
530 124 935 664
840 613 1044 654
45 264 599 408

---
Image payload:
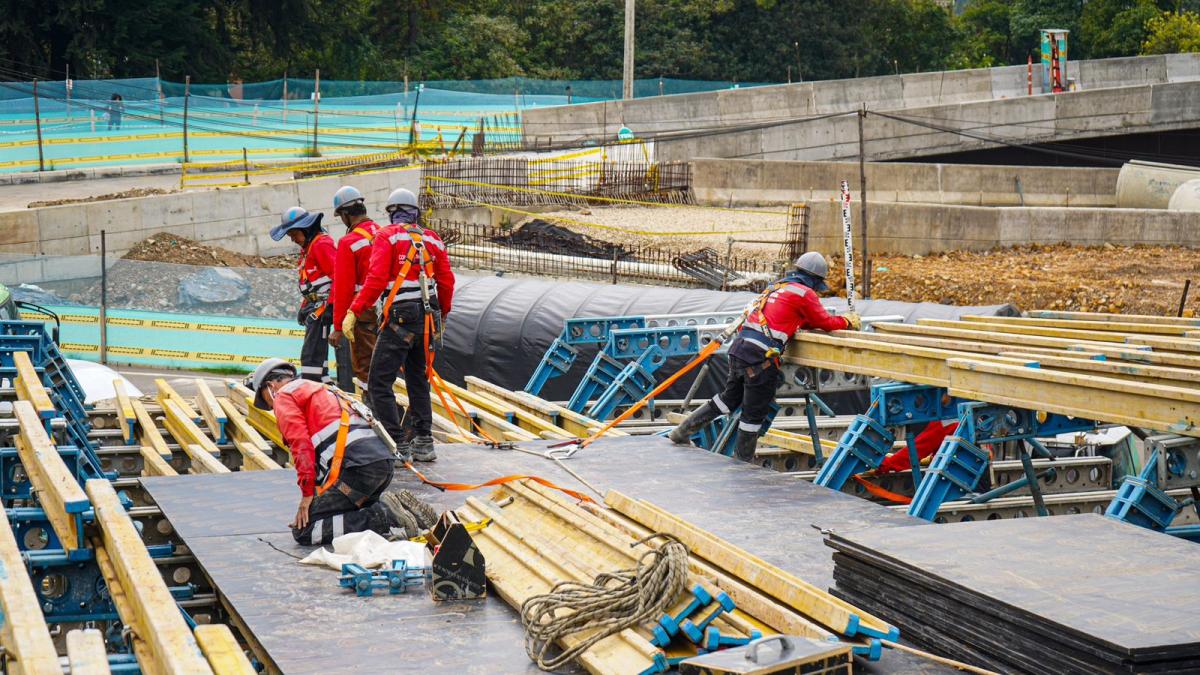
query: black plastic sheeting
434 274 1018 408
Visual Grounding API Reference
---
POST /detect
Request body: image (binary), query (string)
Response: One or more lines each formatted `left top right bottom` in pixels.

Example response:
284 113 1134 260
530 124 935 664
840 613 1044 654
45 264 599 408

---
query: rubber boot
380 492 419 539
668 401 721 445
733 429 760 462
411 435 437 462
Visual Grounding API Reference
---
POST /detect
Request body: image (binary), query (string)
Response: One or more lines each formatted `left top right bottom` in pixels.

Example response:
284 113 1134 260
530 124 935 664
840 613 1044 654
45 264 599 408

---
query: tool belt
298 297 330 325
742 357 780 379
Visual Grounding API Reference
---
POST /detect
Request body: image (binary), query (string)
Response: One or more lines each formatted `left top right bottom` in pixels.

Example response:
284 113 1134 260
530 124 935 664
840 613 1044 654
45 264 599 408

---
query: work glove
342 312 358 342
843 312 862 331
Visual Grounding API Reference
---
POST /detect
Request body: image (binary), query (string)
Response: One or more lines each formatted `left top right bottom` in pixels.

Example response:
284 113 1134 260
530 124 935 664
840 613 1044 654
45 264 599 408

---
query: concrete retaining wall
0 167 421 258
803 200 1200 256
693 159 1119 207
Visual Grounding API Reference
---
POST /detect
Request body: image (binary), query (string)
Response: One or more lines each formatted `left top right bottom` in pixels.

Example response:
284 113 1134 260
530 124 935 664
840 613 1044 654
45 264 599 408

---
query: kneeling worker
247 358 430 545
343 188 454 463
669 252 860 461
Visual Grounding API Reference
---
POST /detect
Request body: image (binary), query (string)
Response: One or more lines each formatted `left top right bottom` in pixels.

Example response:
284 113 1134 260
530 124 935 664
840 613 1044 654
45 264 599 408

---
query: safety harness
380 226 436 320
299 232 332 319
315 386 378 499
744 279 793 359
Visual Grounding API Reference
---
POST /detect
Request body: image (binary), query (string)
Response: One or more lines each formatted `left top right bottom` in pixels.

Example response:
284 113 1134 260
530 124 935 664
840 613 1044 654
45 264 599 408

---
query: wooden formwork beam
155 378 202 424
140 446 179 477
113 379 137 444
1025 310 1200 327
917 318 1129 344
947 359 1199 437
394 378 534 442
964 314 1198 336
0 508 61 674
193 624 256 674
66 628 113 675
606 491 896 640
131 398 174 460
856 331 1101 360
442 380 573 440
13 350 54 418
194 379 228 443
13 400 88 554
161 399 230 474
1126 335 1200 354
464 376 624 437
87 478 215 674
997 351 1200 389
217 398 283 471
871 321 1143 353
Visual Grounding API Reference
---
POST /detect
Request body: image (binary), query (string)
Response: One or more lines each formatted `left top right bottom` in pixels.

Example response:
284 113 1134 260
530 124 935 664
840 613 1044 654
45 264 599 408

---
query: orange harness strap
851 474 912 505
316 400 352 496
403 462 595 504
351 226 375 242
380 227 435 320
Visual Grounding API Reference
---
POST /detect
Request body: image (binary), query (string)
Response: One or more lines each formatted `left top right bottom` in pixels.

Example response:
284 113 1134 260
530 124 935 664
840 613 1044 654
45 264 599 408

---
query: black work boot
396 489 439 530
668 401 722 445
411 435 437 462
733 429 760 462
380 492 418 539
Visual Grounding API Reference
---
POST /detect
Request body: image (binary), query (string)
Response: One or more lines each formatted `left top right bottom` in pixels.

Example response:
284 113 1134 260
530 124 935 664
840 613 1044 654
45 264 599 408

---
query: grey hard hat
246 358 297 409
792 251 831 292
385 188 420 213
332 185 365 214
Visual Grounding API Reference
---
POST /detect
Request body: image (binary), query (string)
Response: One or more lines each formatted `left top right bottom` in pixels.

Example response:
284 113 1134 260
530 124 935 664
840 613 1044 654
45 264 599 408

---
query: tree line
4 0 1200 85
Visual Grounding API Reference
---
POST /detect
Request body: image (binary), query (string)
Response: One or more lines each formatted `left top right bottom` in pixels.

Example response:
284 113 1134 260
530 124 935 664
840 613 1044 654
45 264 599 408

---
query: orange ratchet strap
403 462 595 504
851 474 912 505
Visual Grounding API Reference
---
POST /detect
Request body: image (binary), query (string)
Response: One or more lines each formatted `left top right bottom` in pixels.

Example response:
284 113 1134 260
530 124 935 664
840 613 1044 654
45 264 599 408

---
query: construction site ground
144 435 943 674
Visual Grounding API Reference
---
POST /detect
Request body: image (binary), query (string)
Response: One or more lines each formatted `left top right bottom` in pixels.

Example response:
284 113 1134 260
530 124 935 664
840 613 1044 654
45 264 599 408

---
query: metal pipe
803 395 824 465
100 230 108 364
33 79 44 172
858 103 870 298
681 363 710 408
1019 447 1049 516
966 469 1051 504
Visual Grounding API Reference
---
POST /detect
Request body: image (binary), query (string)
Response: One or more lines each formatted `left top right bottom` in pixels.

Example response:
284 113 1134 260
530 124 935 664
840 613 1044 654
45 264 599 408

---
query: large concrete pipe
1116 160 1200 209
1168 178 1200 211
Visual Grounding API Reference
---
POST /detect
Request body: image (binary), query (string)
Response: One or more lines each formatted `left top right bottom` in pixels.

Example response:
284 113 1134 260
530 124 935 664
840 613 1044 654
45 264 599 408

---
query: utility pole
858 103 870 298
183 75 191 163
622 0 635 99
33 79 45 172
312 69 321 156
65 64 71 120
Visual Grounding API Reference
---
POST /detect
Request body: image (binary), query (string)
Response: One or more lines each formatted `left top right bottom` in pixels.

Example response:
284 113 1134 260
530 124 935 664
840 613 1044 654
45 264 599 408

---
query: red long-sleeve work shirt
349 223 455 318
298 233 336 304
732 279 850 360
331 219 382 326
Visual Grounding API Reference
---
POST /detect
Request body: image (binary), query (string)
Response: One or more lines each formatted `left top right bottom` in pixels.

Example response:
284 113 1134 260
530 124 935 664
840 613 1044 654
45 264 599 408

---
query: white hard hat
385 188 419 213
792 251 831 292
246 358 297 409
332 185 364 214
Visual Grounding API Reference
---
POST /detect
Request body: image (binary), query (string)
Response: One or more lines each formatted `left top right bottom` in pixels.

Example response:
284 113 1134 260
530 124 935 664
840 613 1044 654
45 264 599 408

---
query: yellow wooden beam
0 509 61 674
442 380 572 440
86 478 215 674
947 359 1200 437
14 400 88 554
394 378 535 442
464 376 624 437
155 378 201 423
92 543 154 667
161 399 230 474
606 491 896 639
217 398 283 471
194 624 256 674
998 351 1200 389
761 428 839 456
140 446 178 477
13 350 54 419
67 628 113 675
855 330 1100 360
872 321 1153 356
1066 344 1200 369
1126 335 1200 354
965 314 1196 336
224 381 254 415
114 379 137 445
1025 309 1200 327
194 379 228 443
131 398 173 459
917 318 1128 343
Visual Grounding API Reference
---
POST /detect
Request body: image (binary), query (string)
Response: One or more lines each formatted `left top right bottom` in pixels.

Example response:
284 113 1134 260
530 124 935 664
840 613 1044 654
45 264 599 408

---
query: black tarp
434 274 1018 406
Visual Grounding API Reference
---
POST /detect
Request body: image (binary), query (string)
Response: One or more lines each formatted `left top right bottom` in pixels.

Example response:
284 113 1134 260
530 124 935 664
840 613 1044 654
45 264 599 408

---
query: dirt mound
28 187 177 208
123 233 295 268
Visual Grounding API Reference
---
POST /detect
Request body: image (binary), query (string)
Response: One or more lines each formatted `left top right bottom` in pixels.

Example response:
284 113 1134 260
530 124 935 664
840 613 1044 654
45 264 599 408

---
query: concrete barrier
0 167 421 258
692 159 1119 207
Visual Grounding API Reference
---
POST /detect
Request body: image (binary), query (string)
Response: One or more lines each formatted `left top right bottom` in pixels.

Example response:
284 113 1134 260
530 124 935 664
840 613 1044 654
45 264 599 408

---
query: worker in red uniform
342 188 454 463
272 206 338 384
669 252 861 461
246 358 436 545
327 186 383 394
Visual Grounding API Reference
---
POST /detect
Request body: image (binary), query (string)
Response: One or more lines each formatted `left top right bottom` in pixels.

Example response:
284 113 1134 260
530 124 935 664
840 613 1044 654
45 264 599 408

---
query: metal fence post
183 75 191 163
33 79 45 172
312 68 321 156
100 230 108 365
243 148 250 185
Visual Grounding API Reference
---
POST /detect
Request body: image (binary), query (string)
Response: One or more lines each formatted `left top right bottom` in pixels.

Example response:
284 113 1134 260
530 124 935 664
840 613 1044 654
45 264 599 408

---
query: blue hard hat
270 206 324 241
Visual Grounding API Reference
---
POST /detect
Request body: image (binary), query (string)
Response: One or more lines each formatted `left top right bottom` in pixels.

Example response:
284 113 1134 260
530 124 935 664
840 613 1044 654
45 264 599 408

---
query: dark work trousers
292 458 395 545
349 306 379 386
711 355 781 436
334 337 354 391
300 309 333 383
368 301 432 446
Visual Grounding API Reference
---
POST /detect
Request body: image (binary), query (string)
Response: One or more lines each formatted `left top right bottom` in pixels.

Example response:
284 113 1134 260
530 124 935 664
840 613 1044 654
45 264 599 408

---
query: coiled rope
520 533 689 671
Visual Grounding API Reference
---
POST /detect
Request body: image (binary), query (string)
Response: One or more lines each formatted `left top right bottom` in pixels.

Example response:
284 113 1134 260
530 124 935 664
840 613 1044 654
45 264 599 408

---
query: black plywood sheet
143 437 944 674
827 514 1200 672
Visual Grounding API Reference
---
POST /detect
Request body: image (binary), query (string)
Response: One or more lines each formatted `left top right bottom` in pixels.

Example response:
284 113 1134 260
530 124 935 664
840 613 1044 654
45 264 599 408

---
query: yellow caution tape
21 311 305 338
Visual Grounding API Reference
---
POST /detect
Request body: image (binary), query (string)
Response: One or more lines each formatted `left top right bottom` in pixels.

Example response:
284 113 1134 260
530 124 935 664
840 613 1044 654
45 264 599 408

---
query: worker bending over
247 359 436 544
669 252 860 461
272 207 339 384
343 188 454 463
328 185 383 395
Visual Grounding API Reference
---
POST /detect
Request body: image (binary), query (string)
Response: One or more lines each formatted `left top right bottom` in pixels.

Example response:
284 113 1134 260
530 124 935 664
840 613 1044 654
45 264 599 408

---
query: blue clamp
338 560 431 597
703 627 762 651
651 585 711 647
681 592 736 644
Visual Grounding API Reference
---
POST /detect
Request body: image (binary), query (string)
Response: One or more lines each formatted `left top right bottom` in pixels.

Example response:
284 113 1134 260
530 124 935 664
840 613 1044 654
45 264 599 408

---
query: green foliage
2 0 1198 86
1142 9 1200 53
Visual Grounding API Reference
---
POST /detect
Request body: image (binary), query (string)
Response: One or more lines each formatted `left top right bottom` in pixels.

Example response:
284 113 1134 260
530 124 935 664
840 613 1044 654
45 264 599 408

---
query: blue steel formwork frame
1106 433 1200 536
0 320 184 671
815 380 1099 521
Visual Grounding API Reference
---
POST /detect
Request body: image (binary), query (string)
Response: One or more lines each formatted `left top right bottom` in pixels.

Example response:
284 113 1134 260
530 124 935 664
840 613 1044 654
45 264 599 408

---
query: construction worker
272 206 338 384
328 185 383 394
246 358 437 545
669 252 861 461
342 188 454 463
